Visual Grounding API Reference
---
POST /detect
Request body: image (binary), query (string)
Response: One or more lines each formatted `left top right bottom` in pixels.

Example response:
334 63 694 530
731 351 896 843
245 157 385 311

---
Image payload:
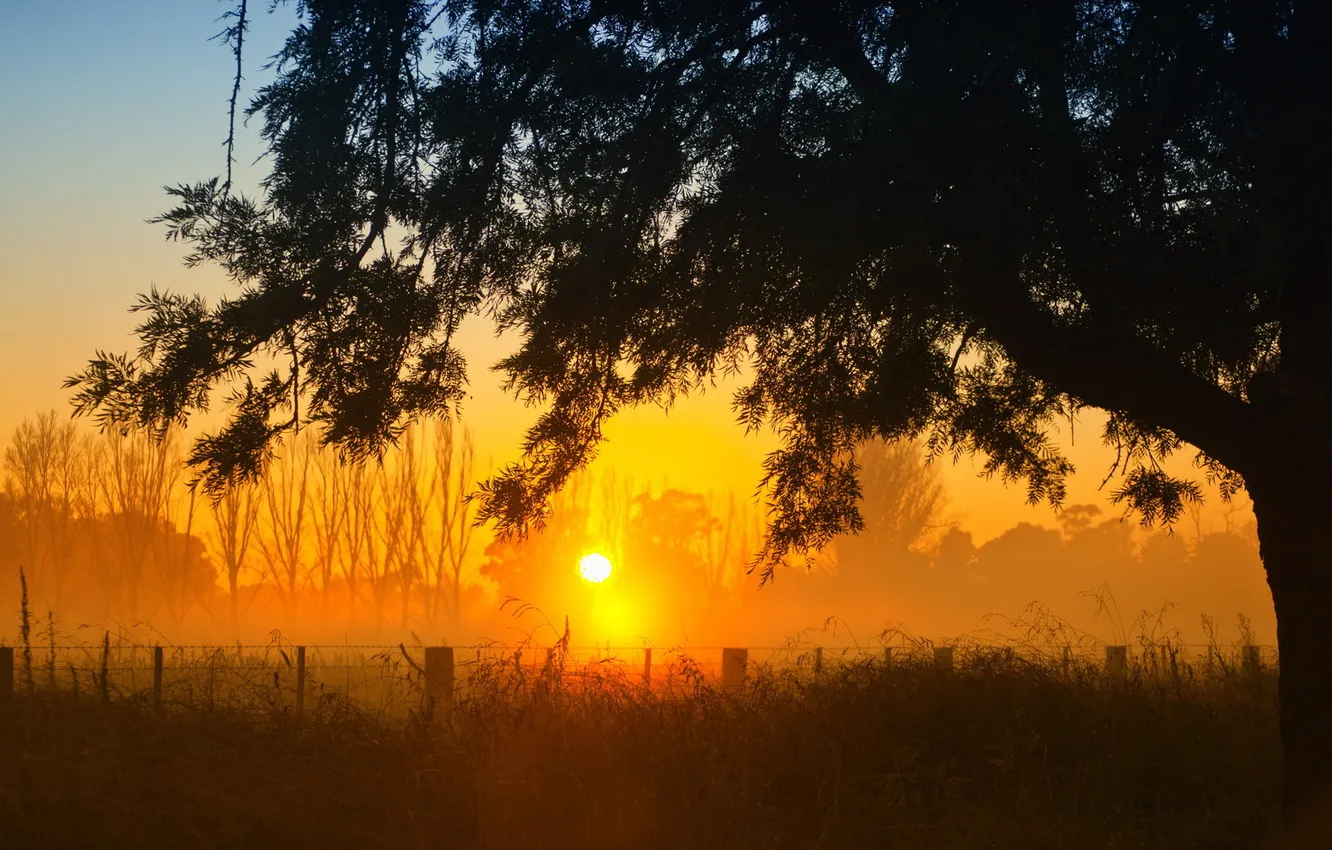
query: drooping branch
957 251 1262 478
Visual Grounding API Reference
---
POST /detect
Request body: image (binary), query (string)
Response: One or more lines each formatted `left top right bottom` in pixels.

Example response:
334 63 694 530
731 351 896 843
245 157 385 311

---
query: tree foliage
69 0 1327 575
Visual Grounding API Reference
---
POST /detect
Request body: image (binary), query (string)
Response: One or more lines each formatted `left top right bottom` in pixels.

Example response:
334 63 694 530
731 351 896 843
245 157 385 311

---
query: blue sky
0 1 785 516
0 1 294 429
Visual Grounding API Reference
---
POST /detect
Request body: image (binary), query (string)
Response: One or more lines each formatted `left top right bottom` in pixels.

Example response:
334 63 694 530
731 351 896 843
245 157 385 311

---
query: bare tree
704 492 758 596
255 434 312 626
309 441 347 620
595 469 633 579
852 439 946 553
72 432 107 606
48 424 85 610
211 477 259 635
4 414 57 591
2 412 82 608
340 462 377 628
427 418 476 624
382 426 429 631
152 484 200 627
347 461 390 631
99 426 178 620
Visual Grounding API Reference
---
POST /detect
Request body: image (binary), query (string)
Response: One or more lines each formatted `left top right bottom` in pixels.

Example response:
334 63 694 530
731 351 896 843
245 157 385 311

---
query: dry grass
0 647 1281 850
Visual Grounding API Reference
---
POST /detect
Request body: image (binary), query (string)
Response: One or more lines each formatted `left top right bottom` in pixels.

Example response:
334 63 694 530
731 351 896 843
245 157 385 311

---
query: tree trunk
229 567 240 639
1249 474 1332 840
453 571 461 623
401 571 411 632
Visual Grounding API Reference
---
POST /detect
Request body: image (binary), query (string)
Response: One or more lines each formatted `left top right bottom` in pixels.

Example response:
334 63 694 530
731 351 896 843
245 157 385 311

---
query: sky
0 0 1253 547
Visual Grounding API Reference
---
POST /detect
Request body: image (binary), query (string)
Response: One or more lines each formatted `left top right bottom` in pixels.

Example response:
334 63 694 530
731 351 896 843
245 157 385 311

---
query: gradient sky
0 0 1251 545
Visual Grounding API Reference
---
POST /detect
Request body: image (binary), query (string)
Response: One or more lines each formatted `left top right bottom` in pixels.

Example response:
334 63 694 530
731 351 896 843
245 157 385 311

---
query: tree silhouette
841 439 945 556
67 0 1332 821
426 417 477 623
211 473 259 634
3 412 83 608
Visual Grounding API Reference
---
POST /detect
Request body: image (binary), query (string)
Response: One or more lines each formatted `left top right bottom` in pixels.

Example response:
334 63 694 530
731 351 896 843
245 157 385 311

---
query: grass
0 647 1282 849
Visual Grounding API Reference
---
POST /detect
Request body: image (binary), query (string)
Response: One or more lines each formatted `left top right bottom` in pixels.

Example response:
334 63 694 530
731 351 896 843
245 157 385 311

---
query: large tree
69 0 1331 825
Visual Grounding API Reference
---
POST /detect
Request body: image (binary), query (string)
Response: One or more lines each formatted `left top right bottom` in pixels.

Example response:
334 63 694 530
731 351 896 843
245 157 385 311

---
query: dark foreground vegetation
1 653 1282 850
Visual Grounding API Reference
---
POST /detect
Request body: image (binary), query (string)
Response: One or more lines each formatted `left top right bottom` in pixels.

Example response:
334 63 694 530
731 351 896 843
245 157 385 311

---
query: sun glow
579 552 613 583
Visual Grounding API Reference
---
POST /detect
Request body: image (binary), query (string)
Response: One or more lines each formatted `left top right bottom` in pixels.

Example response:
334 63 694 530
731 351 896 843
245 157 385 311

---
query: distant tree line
788 440 1272 644
2 416 1269 644
1 412 480 639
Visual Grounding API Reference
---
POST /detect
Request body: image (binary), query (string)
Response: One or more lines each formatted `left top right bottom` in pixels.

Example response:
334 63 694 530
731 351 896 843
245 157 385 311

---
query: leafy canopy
71 0 1325 578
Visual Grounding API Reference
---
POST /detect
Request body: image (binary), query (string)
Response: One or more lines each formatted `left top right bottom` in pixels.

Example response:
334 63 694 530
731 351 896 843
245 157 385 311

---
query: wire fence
0 636 1280 718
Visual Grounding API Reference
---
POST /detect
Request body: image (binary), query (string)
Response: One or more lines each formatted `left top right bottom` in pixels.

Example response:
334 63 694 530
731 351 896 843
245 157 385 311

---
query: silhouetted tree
426 417 477 623
153 483 202 627
309 438 347 622
703 492 757 597
100 427 178 620
67 0 1332 819
1057 504 1103 538
932 528 977 581
3 412 83 608
255 433 311 625
382 425 429 630
211 474 260 634
480 473 596 626
341 461 379 626
837 439 945 569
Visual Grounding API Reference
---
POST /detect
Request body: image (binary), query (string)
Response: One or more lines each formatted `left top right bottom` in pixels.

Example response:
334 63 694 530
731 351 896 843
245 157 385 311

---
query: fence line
0 637 1280 718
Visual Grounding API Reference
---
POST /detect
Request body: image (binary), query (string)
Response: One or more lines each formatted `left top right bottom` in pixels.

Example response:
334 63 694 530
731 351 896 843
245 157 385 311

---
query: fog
1 410 1275 651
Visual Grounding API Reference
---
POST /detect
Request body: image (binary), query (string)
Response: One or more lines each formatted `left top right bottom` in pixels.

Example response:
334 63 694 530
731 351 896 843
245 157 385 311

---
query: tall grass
0 636 1281 849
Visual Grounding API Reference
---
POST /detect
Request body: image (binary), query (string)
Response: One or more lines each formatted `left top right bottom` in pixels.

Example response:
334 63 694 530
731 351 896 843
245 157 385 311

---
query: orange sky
0 0 1255 541
0 0 1264 634
0 274 1244 549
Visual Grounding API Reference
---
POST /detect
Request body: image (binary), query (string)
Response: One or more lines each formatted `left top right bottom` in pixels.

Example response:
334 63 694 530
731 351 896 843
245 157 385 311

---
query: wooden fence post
721 648 747 691
1242 645 1261 678
813 646 824 676
153 645 163 710
882 646 893 671
642 648 652 688
99 634 111 705
1105 645 1128 678
425 646 455 716
933 645 954 671
0 647 12 713
295 646 306 720
1062 646 1072 673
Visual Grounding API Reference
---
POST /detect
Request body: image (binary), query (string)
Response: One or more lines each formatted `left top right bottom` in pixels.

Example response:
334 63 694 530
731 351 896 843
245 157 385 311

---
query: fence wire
0 636 1279 719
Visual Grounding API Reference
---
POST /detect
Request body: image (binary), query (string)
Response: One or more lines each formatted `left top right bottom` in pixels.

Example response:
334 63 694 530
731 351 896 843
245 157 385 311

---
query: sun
579 552 613 583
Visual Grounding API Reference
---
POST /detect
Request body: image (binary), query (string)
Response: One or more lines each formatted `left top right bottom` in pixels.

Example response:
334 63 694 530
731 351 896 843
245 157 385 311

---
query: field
0 635 1283 850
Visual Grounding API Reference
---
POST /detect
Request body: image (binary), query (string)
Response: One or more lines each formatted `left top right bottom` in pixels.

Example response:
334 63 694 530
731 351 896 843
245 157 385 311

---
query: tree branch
958 251 1262 476
220 0 248 199
793 1 1262 478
